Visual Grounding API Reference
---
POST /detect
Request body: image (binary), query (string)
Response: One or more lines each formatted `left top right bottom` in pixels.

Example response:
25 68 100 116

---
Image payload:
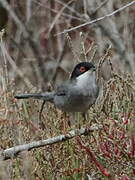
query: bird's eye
79 66 86 72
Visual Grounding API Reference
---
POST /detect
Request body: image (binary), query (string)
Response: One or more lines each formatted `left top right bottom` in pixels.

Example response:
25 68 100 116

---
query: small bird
15 62 99 119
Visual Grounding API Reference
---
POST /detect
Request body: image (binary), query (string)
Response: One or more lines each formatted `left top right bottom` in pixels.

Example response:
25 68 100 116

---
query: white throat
76 70 96 88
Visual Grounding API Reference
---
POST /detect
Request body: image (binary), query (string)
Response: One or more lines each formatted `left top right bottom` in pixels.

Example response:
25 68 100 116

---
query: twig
91 0 109 15
89 44 98 62
0 125 101 161
51 40 67 82
0 39 33 89
32 0 84 22
76 136 111 177
80 32 88 62
0 29 8 88
39 100 46 121
48 0 74 36
114 73 135 91
96 44 112 82
55 0 81 18
56 1 135 35
66 33 80 62
26 0 32 22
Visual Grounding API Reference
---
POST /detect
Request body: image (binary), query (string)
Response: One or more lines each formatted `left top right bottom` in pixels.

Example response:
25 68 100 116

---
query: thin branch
56 0 135 35
51 40 67 82
0 125 101 161
26 0 32 22
55 0 81 18
48 0 74 36
76 136 111 177
32 0 85 22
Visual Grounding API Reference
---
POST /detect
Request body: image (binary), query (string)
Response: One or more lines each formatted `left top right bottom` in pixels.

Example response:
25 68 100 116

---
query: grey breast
53 79 99 112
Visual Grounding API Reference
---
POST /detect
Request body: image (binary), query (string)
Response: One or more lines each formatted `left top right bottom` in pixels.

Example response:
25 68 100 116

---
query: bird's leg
69 112 76 126
82 111 94 132
38 100 46 129
62 112 70 133
82 112 87 122
82 112 92 131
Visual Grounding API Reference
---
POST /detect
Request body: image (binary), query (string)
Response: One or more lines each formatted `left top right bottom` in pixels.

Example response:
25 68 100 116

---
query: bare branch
56 1 135 35
32 0 84 21
0 125 101 161
26 0 32 22
48 0 74 36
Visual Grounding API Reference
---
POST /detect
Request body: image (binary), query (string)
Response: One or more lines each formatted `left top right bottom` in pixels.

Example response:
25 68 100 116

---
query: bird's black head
70 62 96 79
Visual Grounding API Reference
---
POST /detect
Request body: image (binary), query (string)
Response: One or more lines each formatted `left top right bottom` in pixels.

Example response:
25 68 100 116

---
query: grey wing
56 83 69 96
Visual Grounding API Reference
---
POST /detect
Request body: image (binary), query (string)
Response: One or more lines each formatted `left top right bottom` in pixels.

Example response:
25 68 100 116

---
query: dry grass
0 55 135 180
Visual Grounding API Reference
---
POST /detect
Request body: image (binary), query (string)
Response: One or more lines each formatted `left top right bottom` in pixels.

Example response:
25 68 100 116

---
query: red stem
76 137 111 177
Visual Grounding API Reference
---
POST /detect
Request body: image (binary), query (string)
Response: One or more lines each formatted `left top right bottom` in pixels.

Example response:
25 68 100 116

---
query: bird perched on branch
15 62 99 119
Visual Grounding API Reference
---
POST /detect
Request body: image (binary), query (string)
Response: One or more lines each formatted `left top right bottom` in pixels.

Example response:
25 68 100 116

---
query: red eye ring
79 66 86 72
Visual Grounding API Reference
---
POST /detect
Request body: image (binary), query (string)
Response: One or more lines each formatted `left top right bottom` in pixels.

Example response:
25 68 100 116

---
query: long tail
14 92 55 103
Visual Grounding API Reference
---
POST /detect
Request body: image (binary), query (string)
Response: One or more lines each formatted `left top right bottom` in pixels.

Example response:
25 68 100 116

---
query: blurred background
0 0 135 90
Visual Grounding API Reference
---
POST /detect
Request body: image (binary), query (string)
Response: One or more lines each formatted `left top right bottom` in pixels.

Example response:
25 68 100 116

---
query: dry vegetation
0 0 135 179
